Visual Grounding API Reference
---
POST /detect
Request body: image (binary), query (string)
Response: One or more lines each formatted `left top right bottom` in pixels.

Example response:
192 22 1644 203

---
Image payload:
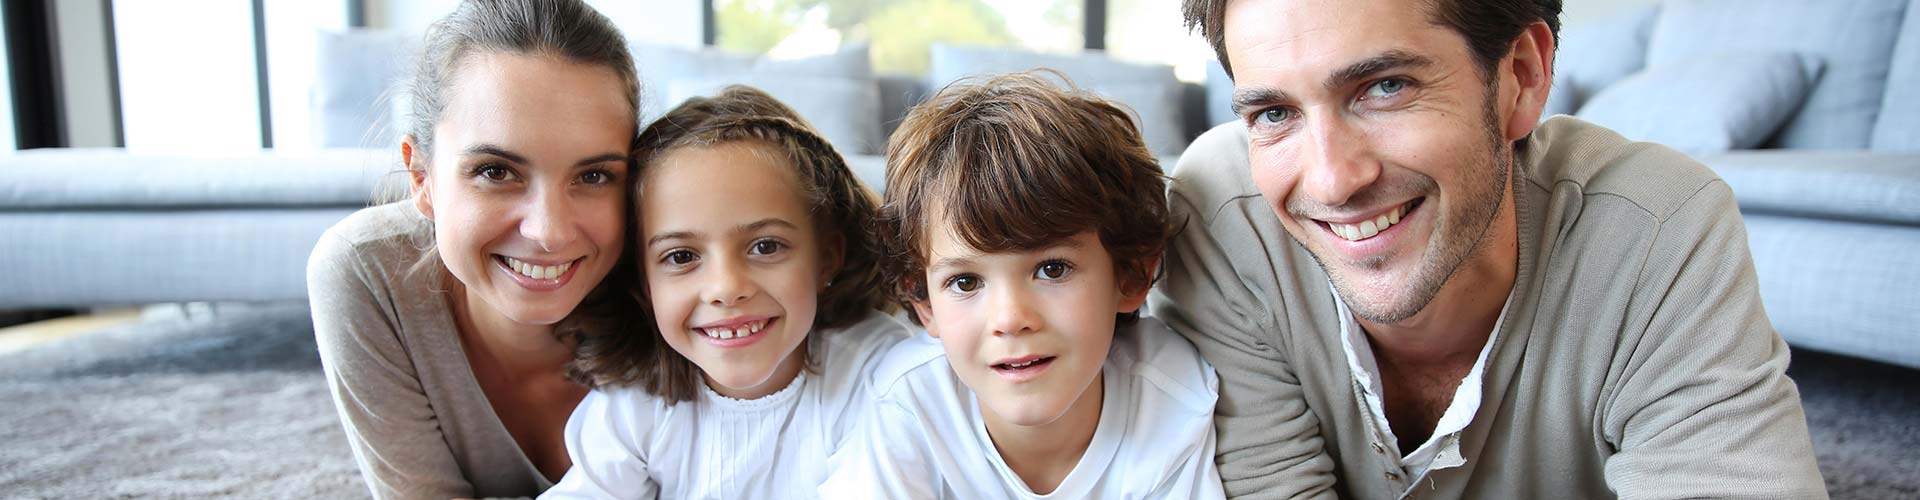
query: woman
305 1 642 498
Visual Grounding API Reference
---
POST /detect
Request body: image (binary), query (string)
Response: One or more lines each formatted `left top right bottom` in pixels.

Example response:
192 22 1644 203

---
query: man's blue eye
1369 79 1407 98
1256 108 1294 124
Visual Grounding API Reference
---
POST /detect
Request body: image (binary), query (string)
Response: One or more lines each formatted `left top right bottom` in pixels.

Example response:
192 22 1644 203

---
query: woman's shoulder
309 202 433 288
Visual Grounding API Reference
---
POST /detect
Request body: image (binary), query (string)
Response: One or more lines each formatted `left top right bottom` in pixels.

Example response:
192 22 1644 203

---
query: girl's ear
403 135 434 221
817 233 847 289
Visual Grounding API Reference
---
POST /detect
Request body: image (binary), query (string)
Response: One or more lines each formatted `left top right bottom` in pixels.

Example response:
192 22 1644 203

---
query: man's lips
1313 197 1423 242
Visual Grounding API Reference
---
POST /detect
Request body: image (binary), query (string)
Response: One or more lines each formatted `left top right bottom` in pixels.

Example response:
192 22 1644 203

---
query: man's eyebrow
1231 87 1292 119
1326 50 1434 94
1229 50 1437 118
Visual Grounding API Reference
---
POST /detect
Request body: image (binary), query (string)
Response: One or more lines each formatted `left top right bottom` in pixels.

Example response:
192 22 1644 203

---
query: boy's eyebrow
926 255 977 275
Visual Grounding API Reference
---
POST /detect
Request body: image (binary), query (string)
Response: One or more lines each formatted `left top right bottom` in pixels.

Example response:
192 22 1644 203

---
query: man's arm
1602 181 1827 499
1150 193 1338 499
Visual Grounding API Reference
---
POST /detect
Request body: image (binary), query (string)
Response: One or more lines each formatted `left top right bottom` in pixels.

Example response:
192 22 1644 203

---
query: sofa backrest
1645 0 1909 150
1874 1 1920 152
1544 4 1659 118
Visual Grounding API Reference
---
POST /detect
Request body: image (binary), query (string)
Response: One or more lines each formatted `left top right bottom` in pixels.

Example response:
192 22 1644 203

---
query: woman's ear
403 135 434 220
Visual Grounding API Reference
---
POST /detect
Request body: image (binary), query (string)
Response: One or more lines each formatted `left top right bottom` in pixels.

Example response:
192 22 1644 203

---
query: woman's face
410 52 635 327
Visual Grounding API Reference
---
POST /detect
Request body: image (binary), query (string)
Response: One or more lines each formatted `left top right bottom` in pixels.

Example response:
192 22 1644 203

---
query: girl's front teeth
700 320 767 339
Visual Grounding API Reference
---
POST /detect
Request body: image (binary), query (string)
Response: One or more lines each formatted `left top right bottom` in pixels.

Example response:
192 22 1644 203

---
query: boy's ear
910 298 940 338
403 135 434 221
1116 254 1163 314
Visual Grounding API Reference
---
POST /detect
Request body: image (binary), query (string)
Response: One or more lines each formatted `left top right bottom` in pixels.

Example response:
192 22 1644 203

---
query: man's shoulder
1526 116 1728 222
1167 122 1261 221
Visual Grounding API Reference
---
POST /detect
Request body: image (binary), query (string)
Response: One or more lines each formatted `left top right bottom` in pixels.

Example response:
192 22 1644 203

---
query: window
112 0 263 153
715 0 1083 75
0 5 14 152
1105 0 1214 83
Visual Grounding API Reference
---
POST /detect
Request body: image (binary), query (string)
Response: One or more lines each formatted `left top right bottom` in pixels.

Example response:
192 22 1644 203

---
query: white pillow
1576 52 1821 155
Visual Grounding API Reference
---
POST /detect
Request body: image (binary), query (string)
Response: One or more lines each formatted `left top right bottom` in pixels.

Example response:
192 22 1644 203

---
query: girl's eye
1365 78 1408 99
662 249 697 266
1253 107 1295 126
475 164 515 182
749 240 785 256
944 275 982 294
1035 260 1074 281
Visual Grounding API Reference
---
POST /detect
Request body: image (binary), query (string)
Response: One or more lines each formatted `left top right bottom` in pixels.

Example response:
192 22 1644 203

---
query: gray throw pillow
312 30 412 148
1576 52 1822 155
928 44 1189 157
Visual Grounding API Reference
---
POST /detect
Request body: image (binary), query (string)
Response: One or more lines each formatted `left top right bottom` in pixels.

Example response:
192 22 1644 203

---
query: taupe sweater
1148 117 1826 499
308 202 550 500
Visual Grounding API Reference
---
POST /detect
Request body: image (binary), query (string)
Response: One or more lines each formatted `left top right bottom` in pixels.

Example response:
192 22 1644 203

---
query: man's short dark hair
1185 0 1562 79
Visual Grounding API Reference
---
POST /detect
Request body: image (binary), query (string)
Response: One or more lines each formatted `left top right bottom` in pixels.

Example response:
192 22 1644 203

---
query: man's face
1224 0 1516 323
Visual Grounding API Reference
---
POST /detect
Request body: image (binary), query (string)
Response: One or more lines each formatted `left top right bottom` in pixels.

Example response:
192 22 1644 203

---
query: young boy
819 71 1224 499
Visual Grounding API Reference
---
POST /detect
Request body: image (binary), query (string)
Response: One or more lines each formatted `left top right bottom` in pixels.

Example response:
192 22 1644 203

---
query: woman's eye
944 276 982 294
662 250 696 266
1035 261 1073 281
475 164 514 181
749 240 784 256
1366 78 1408 99
580 170 614 185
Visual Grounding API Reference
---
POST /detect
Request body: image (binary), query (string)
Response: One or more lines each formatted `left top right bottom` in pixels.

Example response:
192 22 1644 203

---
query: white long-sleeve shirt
541 311 910 500
820 317 1225 499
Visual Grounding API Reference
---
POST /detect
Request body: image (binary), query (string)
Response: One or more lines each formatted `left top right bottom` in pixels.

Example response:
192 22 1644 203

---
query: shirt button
1372 442 1385 454
1386 471 1399 481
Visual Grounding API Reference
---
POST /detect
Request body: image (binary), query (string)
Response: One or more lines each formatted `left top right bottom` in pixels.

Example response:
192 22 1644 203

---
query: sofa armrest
1698 150 1920 226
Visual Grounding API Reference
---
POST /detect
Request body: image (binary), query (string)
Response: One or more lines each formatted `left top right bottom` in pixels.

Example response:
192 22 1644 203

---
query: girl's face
411 52 634 328
639 142 836 400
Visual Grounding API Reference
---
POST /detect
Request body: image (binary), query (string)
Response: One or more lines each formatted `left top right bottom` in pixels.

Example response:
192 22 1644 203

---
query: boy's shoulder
1110 317 1220 416
864 329 955 400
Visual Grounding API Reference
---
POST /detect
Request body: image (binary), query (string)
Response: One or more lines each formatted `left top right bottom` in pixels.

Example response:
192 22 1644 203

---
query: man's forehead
1222 0 1452 80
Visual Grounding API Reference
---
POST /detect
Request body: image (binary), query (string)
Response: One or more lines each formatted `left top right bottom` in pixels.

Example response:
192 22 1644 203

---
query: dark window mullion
1084 0 1106 51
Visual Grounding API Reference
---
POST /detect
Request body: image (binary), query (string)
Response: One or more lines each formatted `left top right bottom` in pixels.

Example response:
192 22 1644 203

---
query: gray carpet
0 303 1914 498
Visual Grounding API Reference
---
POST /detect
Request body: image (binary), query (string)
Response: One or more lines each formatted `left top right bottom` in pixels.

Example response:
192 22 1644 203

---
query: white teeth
1329 202 1412 242
699 320 769 340
504 257 574 280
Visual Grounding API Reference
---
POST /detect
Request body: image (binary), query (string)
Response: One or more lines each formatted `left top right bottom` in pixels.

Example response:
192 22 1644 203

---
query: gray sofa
0 37 1209 309
1549 0 1920 369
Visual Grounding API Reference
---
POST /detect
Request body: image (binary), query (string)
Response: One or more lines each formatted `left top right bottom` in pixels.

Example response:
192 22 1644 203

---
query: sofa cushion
1697 150 1920 225
0 148 392 210
1546 4 1661 117
1647 0 1908 150
635 43 879 153
1577 52 1821 155
1744 215 1920 369
928 44 1188 157
312 30 412 148
664 76 883 157
1872 0 1920 152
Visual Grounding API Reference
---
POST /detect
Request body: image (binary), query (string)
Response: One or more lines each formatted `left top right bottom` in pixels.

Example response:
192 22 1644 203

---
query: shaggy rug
0 302 1913 498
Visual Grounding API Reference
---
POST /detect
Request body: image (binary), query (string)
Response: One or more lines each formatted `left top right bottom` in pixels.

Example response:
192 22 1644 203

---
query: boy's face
912 226 1149 429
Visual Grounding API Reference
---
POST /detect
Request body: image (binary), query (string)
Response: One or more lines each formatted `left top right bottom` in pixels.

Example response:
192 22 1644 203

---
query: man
1149 0 1828 498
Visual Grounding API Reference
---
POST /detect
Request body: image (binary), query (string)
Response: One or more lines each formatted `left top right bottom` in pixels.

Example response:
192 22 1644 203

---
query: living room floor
0 303 1914 498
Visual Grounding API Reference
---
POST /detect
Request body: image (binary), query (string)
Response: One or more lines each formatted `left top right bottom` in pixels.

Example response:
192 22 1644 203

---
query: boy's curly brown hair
879 70 1175 325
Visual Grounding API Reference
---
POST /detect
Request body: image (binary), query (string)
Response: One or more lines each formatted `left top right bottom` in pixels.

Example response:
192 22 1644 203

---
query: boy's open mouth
992 356 1055 372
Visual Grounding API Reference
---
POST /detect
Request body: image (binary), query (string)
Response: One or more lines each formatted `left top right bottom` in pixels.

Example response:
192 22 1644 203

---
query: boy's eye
944 275 982 294
749 240 785 256
662 249 697 266
1034 260 1074 281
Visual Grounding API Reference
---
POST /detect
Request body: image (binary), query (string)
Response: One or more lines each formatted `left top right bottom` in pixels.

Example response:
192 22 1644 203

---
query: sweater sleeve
1601 180 1828 499
1148 192 1338 500
308 228 477 500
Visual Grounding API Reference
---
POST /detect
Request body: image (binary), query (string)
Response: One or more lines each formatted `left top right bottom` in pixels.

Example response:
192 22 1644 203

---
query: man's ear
1117 255 1163 314
911 298 940 339
403 135 434 220
1500 21 1557 142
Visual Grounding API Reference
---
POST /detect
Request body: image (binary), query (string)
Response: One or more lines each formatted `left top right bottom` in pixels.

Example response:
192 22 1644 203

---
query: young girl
541 86 908 499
